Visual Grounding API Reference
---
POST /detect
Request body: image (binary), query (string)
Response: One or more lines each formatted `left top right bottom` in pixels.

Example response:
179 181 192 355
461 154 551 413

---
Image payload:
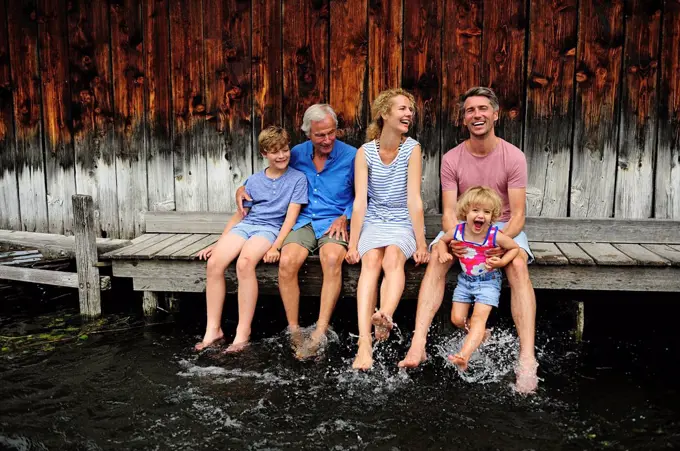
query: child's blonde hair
456 186 502 222
258 126 290 155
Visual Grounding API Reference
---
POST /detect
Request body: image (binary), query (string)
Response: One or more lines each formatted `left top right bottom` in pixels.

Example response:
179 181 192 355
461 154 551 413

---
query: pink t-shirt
441 139 527 222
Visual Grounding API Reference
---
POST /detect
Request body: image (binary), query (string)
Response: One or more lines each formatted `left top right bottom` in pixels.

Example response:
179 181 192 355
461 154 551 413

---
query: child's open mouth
473 219 485 230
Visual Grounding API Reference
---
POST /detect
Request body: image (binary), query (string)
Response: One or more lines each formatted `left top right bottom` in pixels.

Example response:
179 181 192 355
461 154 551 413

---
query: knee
381 255 403 274
361 252 382 273
279 253 302 280
450 311 466 329
320 249 344 275
206 257 228 279
235 254 258 276
506 255 530 286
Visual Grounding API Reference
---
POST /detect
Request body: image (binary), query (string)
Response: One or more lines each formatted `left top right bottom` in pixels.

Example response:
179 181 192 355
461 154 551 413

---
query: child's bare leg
226 236 272 352
353 248 383 370
450 301 470 330
450 303 493 371
196 234 246 350
372 245 406 341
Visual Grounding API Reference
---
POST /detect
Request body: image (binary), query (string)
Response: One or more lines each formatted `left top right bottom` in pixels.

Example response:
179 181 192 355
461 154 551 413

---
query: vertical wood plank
8 0 48 232
524 0 577 217
143 0 174 213
368 0 402 106
482 0 527 148
330 0 367 149
615 0 662 218
72 194 101 318
252 0 282 172
68 0 119 238
403 0 443 213
169 0 207 211
655 0 680 219
571 0 624 217
282 0 329 143
204 0 252 212
441 0 482 150
0 0 20 229
38 0 76 235
110 0 147 238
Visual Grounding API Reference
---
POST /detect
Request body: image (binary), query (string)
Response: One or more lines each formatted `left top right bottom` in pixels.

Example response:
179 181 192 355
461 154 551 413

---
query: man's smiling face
462 96 499 138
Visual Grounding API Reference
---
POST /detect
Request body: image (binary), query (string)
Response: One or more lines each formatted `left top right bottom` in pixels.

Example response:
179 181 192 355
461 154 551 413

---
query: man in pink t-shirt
399 87 539 394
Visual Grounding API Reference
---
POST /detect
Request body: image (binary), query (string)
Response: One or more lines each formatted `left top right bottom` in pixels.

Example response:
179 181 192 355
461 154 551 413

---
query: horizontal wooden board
0 265 110 290
529 242 569 266
555 243 595 266
578 242 636 266
641 244 680 266
0 230 130 258
115 259 680 294
153 233 209 257
613 243 670 267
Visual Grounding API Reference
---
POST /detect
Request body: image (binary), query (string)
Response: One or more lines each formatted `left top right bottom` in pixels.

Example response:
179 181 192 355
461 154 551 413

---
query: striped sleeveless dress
357 137 420 258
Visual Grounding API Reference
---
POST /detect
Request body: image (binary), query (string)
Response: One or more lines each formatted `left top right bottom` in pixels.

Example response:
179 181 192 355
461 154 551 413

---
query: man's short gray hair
301 104 338 137
459 86 500 116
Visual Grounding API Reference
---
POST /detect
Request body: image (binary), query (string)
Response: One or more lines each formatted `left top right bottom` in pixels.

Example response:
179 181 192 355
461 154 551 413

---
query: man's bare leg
299 243 347 358
278 243 309 350
505 250 538 393
372 245 406 341
352 249 383 370
398 246 454 367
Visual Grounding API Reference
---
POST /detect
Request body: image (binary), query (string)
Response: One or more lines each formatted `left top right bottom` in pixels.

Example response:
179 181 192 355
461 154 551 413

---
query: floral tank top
452 222 499 276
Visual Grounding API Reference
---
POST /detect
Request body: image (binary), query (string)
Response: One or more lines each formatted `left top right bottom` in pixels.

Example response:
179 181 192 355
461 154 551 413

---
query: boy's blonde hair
366 88 416 141
258 126 290 155
456 186 502 222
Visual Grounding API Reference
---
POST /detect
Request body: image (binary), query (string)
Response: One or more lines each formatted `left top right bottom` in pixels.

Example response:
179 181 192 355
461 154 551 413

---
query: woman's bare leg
352 248 384 370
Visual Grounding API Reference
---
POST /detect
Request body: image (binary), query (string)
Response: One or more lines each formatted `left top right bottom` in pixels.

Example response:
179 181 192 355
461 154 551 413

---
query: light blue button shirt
290 140 357 239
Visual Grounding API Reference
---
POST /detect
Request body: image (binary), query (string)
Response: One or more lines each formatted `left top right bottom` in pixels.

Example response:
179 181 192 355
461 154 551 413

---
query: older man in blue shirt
237 104 356 357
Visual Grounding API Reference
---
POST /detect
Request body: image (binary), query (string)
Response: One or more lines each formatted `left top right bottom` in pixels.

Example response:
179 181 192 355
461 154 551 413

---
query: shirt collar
306 140 339 161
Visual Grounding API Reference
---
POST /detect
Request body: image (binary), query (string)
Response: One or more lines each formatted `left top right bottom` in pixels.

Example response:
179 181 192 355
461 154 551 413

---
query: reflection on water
1 287 679 450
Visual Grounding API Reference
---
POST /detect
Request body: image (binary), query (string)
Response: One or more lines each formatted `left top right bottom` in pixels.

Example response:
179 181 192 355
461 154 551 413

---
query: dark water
1 283 679 451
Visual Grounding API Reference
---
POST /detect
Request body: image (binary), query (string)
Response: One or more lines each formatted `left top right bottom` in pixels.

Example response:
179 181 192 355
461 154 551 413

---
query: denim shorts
229 222 278 244
453 271 502 308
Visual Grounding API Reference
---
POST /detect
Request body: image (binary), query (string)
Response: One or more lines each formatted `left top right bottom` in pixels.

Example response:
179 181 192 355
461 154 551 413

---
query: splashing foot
296 330 328 360
371 311 393 341
288 326 303 353
224 341 249 354
514 359 539 394
398 345 427 368
352 343 373 370
194 330 224 351
448 353 469 371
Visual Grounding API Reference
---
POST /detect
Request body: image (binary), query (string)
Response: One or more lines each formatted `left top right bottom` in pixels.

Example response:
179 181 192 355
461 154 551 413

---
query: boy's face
466 203 493 234
462 96 498 138
309 114 337 156
262 144 291 170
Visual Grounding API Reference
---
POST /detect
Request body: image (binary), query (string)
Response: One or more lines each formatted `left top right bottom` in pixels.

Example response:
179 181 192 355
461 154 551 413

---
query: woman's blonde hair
366 88 416 141
456 186 502 222
258 126 290 155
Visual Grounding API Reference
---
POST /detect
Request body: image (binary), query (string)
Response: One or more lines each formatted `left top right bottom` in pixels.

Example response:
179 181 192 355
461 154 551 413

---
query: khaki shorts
282 223 348 254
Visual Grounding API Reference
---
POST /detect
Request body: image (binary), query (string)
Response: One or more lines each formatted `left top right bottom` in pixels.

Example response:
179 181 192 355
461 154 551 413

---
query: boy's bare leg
398 246 454 367
505 250 538 393
372 245 406 341
352 248 383 370
448 303 493 371
226 236 272 353
196 234 246 350
278 243 309 350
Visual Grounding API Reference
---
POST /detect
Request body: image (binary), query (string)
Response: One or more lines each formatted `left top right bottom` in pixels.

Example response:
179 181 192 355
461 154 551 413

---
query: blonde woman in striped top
346 88 430 370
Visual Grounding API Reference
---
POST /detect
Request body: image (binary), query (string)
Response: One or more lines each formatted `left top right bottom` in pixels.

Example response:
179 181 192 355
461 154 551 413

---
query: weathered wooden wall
0 0 679 239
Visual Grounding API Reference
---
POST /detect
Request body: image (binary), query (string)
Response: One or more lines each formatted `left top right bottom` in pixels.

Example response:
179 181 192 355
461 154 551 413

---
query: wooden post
143 291 159 317
575 301 585 342
165 293 180 313
72 195 101 318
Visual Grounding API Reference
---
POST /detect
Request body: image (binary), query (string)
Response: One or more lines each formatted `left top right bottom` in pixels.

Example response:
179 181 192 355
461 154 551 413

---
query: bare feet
352 342 373 370
448 353 469 371
296 329 327 360
514 358 539 394
371 311 393 341
194 329 224 351
398 344 428 368
288 326 303 353
224 341 249 354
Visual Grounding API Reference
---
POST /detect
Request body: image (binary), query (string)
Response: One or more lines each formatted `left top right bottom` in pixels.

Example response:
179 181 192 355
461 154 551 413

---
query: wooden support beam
0 265 110 290
575 301 585 342
143 291 160 317
73 195 101 318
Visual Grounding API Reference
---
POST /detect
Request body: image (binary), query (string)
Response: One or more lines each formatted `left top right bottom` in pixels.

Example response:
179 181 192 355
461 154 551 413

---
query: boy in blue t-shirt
195 126 308 353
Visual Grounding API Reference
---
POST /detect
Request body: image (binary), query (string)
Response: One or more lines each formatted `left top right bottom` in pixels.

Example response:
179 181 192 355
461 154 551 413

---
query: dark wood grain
403 0 443 213
368 0 402 106
524 0 577 217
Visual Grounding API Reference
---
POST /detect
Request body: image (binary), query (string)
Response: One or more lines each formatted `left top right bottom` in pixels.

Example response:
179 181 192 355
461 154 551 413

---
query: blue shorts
430 221 534 264
453 271 502 308
228 222 278 244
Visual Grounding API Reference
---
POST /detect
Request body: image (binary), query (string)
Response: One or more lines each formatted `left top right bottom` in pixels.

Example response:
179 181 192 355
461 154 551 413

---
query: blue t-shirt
290 140 357 238
242 167 308 233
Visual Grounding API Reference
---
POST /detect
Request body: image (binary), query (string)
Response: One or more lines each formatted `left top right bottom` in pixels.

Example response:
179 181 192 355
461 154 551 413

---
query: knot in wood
509 108 520 119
